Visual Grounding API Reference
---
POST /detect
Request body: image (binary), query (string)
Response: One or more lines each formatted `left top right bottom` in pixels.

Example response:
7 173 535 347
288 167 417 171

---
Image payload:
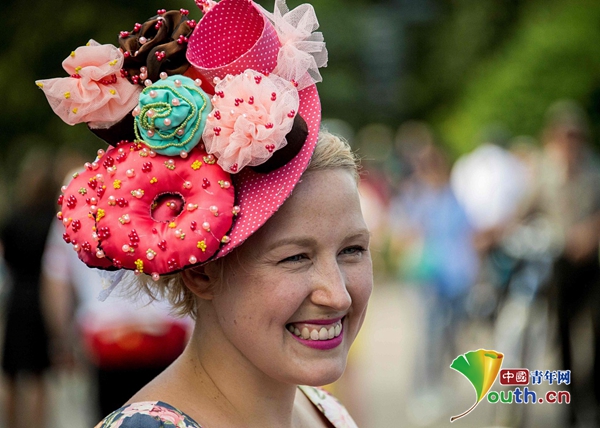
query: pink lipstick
289 329 344 350
286 317 345 350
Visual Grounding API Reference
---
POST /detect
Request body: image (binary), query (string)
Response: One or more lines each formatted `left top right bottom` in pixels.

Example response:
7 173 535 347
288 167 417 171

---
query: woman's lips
285 317 344 350
295 316 344 326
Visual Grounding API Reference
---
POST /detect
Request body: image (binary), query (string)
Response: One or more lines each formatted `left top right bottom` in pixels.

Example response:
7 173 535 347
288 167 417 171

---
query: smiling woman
189 136 371 385
112 131 372 427
36 0 370 426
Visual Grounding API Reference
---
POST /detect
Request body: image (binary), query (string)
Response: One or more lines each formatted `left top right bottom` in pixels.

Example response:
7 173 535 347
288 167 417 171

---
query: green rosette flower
134 75 210 156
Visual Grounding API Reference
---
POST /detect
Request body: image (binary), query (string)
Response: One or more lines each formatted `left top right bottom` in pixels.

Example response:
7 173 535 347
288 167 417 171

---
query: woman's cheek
348 266 372 331
349 260 374 308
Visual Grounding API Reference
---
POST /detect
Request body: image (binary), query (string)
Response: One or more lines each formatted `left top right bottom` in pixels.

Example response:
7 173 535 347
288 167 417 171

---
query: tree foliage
417 0 600 153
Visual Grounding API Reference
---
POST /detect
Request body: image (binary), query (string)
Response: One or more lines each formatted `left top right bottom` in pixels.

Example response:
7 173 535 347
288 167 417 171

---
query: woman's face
208 168 373 386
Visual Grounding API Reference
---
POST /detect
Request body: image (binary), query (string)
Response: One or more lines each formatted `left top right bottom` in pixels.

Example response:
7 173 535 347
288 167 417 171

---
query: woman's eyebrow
266 229 371 252
344 229 371 241
265 237 317 252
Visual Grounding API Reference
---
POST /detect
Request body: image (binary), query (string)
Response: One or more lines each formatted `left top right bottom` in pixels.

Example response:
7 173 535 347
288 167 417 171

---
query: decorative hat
36 0 327 281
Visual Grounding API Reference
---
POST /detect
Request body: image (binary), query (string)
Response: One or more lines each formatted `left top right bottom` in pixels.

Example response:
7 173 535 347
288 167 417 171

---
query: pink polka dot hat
36 0 327 280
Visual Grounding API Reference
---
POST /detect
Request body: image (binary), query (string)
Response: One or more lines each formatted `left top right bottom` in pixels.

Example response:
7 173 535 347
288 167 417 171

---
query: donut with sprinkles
86 141 235 278
58 161 113 269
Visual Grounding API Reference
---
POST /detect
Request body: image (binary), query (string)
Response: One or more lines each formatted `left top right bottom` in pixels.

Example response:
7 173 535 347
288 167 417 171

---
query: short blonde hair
307 130 360 182
132 130 360 318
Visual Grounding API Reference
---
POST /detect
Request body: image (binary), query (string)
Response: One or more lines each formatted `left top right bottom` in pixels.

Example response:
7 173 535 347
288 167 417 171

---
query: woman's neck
171 322 302 428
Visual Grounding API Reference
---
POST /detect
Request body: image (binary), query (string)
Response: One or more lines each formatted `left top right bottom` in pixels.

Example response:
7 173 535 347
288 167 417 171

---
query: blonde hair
132 130 360 318
307 130 360 182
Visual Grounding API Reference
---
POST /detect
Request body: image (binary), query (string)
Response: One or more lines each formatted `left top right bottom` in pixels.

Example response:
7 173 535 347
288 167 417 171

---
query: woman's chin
284 359 347 387
302 371 344 387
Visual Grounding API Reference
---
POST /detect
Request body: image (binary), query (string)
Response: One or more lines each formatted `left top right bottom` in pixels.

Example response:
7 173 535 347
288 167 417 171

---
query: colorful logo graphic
450 349 571 422
449 349 504 422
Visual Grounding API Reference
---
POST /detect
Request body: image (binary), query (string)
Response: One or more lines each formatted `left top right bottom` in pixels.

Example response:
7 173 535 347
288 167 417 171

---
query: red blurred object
83 322 188 369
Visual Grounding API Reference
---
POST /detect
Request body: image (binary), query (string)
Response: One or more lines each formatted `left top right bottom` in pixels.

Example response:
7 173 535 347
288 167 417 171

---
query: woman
99 131 372 427
37 0 371 426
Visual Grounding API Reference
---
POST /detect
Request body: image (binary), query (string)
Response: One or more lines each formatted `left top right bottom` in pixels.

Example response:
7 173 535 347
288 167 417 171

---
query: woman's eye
280 254 307 263
340 245 366 256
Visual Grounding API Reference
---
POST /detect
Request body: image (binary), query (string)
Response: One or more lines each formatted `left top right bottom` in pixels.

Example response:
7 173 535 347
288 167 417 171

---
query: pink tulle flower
258 0 328 91
202 69 299 174
35 40 141 129
195 0 217 14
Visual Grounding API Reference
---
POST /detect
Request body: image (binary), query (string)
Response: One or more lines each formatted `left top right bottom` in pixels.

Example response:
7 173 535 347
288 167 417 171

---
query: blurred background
2 0 600 426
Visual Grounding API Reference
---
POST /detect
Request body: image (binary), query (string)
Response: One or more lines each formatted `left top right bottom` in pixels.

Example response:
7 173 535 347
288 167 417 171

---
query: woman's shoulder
298 385 359 428
95 401 202 428
96 388 356 428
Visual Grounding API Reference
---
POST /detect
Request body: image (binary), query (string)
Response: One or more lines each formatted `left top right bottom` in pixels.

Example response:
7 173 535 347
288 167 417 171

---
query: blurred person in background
389 122 478 421
0 147 57 428
42 170 192 422
485 136 557 427
492 136 554 361
532 100 600 426
450 126 530 321
354 123 396 277
389 121 438 274
451 124 530 256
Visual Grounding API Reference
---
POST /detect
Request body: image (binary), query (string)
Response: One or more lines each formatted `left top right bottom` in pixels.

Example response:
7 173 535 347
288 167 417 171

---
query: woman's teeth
286 321 342 340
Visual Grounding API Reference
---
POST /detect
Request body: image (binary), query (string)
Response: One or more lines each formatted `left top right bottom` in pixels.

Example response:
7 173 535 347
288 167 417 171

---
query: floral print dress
97 386 358 428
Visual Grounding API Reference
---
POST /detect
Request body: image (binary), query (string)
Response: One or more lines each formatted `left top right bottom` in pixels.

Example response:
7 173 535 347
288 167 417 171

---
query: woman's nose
309 259 352 312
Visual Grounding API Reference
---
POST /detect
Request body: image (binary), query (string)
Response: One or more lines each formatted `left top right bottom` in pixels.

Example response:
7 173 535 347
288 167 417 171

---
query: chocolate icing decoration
88 113 136 146
251 114 309 174
119 10 195 84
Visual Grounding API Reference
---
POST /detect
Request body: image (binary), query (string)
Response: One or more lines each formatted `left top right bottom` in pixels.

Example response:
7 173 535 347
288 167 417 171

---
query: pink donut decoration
58 163 113 269
94 141 236 276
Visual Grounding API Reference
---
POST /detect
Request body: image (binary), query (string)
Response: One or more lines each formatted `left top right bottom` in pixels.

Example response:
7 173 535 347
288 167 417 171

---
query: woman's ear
181 266 215 300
